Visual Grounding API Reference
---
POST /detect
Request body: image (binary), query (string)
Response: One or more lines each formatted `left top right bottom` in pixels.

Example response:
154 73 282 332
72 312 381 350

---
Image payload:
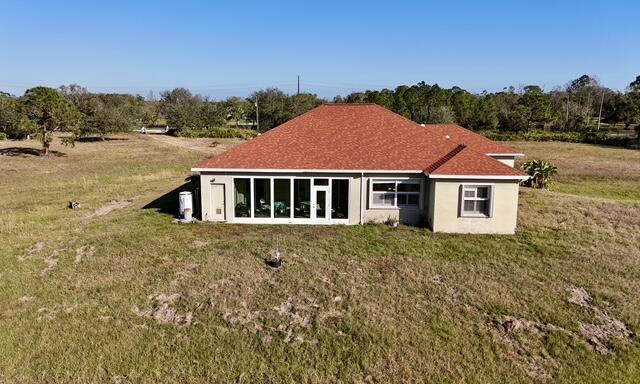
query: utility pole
297 75 300 95
255 97 260 132
565 94 570 125
597 89 605 131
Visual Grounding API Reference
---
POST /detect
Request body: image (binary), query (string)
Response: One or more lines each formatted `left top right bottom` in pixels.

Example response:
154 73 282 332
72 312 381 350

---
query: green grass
510 141 640 201
1 136 639 383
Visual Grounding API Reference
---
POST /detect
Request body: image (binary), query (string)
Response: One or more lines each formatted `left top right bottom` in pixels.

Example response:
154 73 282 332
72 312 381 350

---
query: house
191 104 528 234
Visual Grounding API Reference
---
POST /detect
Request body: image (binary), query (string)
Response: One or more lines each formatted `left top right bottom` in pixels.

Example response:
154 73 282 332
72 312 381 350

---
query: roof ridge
425 143 467 173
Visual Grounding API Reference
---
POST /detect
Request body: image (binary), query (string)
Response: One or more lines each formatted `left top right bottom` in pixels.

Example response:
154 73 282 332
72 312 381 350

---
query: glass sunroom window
331 179 349 219
294 179 311 218
274 179 291 218
253 179 271 218
234 178 251 217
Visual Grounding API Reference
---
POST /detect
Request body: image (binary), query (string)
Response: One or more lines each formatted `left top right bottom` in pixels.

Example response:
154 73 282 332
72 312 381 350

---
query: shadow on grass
143 182 192 217
0 147 66 157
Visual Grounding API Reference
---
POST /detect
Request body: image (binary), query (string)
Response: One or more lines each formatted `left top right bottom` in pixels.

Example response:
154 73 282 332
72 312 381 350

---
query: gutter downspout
359 172 365 225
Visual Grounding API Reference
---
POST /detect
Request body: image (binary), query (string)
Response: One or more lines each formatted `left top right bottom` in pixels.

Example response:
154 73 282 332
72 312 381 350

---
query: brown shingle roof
425 124 522 155
193 104 525 178
429 146 526 177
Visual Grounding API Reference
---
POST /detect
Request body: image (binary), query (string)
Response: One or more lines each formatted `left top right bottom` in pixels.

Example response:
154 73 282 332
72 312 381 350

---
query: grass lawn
1 136 639 383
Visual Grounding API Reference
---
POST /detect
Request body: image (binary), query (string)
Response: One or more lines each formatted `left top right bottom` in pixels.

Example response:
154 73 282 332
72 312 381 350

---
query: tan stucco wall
361 173 428 226
489 155 516 167
428 179 520 234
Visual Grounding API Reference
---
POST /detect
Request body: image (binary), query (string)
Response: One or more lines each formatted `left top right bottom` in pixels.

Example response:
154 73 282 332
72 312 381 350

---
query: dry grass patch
1 136 639 383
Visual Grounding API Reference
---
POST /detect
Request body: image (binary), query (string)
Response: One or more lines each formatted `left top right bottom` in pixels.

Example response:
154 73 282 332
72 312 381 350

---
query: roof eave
428 174 530 181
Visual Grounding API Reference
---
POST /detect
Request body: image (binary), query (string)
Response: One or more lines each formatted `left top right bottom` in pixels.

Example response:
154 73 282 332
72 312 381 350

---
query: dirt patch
19 241 44 261
566 285 635 354
18 296 34 303
133 293 194 326
191 240 209 249
494 315 564 380
579 309 634 354
41 251 59 276
567 286 592 307
87 200 132 219
75 245 95 264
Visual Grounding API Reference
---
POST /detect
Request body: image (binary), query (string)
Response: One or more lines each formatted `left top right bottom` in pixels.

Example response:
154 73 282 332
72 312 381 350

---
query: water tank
179 191 193 218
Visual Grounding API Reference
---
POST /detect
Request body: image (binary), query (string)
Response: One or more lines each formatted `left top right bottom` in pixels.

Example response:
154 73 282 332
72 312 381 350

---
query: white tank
179 191 193 218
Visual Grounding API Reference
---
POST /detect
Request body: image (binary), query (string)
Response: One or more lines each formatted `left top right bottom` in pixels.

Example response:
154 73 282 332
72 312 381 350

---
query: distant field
510 141 640 200
0 136 639 383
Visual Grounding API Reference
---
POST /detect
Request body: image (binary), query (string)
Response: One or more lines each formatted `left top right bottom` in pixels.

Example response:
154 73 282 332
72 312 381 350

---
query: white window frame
459 184 494 218
369 179 422 209
231 176 350 224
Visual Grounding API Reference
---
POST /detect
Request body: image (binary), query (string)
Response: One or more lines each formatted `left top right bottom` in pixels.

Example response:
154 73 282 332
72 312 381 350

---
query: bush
0 132 7 140
176 127 258 139
481 130 633 147
521 160 557 189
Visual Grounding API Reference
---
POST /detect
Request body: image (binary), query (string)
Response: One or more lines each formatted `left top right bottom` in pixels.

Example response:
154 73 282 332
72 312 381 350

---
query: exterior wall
198 172 429 226
489 155 516 167
428 179 520 234
361 173 428 226
199 172 363 225
198 171 521 234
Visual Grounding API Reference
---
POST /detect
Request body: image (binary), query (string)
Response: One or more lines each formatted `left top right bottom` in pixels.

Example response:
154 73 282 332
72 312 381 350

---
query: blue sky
0 0 637 99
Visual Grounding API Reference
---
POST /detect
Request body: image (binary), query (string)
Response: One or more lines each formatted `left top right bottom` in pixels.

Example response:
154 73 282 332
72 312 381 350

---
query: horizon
1 0 638 99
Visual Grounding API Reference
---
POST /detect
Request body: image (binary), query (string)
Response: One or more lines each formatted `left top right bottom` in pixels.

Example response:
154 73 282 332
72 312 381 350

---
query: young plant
521 160 558 189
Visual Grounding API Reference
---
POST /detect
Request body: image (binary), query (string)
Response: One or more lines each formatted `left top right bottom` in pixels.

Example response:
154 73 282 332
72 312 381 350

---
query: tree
519 85 555 129
159 88 204 130
248 88 291 131
0 95 37 139
450 88 476 127
473 95 499 130
22 87 82 155
58 84 88 108
628 75 640 92
223 97 250 127
78 94 146 138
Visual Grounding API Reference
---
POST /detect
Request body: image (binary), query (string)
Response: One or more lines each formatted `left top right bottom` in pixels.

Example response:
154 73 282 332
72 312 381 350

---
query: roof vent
445 135 450 139
420 124 426 127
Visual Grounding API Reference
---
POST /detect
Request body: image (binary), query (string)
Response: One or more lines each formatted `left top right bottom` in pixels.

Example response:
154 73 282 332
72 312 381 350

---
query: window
254 179 271 218
313 178 329 186
273 179 291 218
294 179 311 218
234 178 251 217
460 185 492 217
331 179 349 219
370 180 420 208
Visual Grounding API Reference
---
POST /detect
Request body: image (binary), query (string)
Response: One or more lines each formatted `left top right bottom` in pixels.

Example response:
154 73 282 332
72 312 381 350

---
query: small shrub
0 132 7 140
384 216 399 227
521 160 557 189
176 128 258 139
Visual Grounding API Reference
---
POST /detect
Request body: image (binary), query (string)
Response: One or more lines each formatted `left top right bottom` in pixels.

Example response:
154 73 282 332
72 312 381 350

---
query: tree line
337 75 640 133
1 74 639 154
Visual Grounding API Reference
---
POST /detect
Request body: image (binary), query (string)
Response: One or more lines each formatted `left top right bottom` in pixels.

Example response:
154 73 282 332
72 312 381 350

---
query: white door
210 184 226 221
311 186 329 222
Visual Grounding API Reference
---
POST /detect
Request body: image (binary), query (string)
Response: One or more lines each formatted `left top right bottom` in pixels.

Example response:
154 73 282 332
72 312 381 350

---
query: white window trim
231 176 351 224
369 179 422 210
459 184 494 218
